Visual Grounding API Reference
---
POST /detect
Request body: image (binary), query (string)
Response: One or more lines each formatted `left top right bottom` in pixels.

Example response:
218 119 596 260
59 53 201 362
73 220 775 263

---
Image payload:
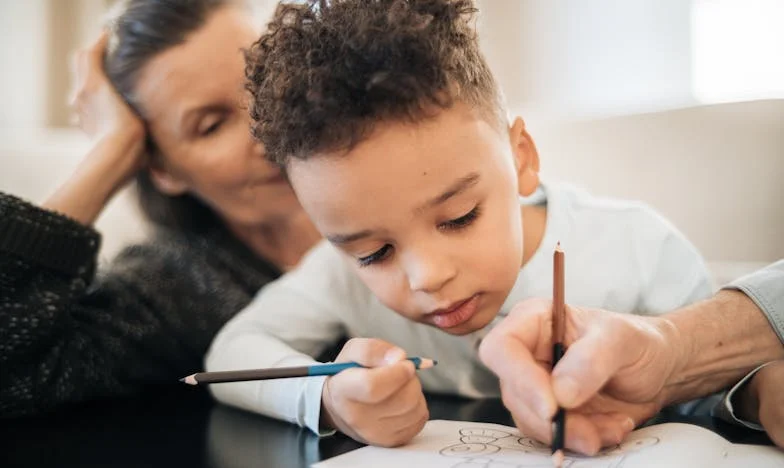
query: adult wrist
659 290 782 405
653 314 689 406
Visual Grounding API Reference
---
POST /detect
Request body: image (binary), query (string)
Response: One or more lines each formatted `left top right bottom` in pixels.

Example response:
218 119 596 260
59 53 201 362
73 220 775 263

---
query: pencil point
555 241 562 251
417 358 436 369
552 449 565 467
180 374 198 385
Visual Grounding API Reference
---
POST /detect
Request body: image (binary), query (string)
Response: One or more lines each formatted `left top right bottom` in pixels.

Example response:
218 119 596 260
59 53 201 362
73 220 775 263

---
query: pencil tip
552 450 565 467
180 374 198 385
417 358 437 369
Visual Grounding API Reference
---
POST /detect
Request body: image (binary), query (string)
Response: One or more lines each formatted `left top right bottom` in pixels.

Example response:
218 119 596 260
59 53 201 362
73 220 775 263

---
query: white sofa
0 128 150 262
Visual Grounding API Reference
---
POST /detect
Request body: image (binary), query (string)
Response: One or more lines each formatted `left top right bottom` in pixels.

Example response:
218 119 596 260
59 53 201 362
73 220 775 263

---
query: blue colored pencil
180 357 437 385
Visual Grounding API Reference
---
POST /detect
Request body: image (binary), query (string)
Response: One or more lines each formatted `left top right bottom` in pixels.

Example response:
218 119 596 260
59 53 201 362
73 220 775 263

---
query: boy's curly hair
246 0 504 166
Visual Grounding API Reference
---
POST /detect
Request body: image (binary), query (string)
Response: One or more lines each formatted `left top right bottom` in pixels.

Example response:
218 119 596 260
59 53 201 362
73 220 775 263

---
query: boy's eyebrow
417 172 480 212
326 172 480 246
327 229 374 245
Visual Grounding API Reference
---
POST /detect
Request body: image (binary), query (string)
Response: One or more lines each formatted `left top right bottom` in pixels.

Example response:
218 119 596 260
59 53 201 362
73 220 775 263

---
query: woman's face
134 6 300 228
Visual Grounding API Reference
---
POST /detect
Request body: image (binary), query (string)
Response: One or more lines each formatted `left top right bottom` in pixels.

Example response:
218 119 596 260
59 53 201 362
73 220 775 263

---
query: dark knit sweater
0 192 281 417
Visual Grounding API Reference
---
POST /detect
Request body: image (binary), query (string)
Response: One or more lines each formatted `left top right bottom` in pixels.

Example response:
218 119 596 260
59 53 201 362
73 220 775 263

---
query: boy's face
288 104 535 335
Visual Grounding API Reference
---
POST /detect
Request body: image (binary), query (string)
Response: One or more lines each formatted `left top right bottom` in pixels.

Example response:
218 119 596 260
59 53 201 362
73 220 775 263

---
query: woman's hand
71 30 145 145
44 31 148 225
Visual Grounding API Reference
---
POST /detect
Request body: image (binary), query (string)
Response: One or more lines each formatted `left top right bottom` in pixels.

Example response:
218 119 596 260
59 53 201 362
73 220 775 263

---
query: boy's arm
206 241 368 434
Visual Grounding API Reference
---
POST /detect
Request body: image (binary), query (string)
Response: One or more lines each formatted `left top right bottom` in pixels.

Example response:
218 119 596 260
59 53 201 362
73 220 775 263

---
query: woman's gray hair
103 0 251 233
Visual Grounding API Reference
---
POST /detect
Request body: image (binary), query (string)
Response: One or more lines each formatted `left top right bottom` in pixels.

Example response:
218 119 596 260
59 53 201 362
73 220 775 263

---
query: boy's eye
439 205 481 231
357 244 392 267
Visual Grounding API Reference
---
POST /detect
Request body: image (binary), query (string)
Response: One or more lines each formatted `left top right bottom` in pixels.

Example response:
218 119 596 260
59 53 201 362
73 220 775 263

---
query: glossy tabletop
2 387 773 468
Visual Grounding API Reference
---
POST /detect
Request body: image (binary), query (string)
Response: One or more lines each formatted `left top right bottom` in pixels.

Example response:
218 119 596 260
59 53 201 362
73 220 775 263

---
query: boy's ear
148 164 189 196
508 117 540 197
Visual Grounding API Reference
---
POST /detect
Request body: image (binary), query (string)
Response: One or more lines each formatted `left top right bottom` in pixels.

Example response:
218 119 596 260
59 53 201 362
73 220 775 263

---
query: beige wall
530 99 784 265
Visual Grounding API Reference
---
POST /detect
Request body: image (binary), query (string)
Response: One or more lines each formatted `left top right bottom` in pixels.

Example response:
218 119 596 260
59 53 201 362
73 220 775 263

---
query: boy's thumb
338 338 406 367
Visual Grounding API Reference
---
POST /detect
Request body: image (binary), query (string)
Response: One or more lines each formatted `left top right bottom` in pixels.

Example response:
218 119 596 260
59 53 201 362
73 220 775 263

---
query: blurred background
1 0 782 285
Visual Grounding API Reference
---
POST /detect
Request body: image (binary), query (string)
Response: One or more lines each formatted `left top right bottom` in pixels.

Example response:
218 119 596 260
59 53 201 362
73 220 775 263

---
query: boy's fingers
386 402 429 445
378 377 425 418
339 360 416 404
336 337 406 367
380 389 428 423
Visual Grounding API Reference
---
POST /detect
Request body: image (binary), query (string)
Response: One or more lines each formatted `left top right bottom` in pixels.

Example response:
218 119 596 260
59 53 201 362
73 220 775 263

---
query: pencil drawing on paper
438 426 660 468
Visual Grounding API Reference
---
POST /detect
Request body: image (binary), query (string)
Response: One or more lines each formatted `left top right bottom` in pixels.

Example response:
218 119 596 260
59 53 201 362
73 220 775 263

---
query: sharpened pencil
180 357 437 385
551 242 566 467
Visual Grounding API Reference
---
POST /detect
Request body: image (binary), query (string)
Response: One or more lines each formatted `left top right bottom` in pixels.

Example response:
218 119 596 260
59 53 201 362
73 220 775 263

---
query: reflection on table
2 388 773 468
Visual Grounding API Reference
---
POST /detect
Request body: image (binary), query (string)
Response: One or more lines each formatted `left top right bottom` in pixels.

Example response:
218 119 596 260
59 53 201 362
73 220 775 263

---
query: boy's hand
478 298 677 455
320 338 429 447
739 360 784 448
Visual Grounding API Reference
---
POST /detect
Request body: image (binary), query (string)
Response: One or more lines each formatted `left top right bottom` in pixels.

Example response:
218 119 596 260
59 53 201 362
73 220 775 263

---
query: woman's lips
429 294 480 329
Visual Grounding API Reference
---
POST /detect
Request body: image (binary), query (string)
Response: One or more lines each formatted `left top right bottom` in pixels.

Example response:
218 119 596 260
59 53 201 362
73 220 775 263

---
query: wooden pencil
551 242 566 467
180 357 437 385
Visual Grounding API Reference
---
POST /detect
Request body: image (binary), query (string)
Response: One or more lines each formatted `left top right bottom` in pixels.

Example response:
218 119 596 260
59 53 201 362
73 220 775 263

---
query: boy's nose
405 249 456 294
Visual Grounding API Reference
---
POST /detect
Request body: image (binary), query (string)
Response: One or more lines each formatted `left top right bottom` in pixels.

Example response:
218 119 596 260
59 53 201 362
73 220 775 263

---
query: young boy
206 0 711 447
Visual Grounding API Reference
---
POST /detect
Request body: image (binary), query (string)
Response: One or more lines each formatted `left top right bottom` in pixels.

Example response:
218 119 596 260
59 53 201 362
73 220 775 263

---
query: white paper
314 420 784 468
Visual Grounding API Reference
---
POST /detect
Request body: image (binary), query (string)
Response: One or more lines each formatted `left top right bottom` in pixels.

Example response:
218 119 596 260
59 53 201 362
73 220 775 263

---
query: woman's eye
357 244 392 267
439 205 481 231
199 117 224 136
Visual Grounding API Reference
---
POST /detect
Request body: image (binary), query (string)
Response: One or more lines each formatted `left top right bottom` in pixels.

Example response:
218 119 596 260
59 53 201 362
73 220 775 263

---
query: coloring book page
314 420 783 468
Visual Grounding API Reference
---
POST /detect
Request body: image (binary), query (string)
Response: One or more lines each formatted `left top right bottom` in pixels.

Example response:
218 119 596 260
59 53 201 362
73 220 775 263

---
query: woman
0 0 321 417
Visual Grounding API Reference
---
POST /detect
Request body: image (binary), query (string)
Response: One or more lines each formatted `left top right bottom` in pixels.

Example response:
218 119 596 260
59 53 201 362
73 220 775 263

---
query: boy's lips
427 294 480 329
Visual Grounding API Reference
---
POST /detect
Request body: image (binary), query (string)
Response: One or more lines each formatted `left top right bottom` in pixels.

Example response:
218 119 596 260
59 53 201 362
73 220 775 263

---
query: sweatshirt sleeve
723 259 784 345
0 192 256 417
206 241 368 434
712 362 770 431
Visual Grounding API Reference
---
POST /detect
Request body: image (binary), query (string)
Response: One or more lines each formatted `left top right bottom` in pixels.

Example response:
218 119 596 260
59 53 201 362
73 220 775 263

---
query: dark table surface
2 387 773 468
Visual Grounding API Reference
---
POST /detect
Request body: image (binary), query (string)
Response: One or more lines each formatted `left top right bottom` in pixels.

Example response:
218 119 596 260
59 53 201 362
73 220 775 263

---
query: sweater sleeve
206 240 366 434
0 193 257 417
